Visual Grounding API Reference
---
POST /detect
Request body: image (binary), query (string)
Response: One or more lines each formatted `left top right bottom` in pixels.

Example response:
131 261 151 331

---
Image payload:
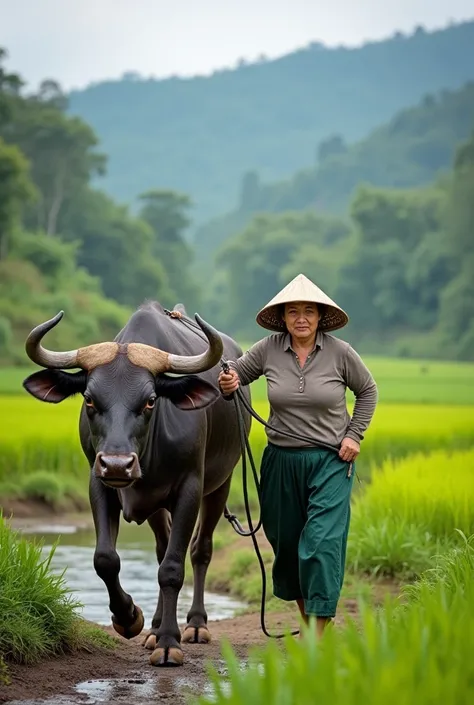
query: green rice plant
402 530 474 605
2 392 473 509
4 356 474 402
195 535 474 705
0 395 84 479
0 471 88 510
248 355 474 405
245 401 474 483
0 514 115 675
0 367 36 395
347 449 474 577
20 470 66 505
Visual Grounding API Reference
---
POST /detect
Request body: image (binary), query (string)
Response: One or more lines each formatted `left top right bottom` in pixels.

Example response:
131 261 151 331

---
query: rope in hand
164 309 357 639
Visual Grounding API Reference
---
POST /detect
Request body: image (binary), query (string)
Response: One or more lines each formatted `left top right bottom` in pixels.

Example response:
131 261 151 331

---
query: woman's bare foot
296 600 332 639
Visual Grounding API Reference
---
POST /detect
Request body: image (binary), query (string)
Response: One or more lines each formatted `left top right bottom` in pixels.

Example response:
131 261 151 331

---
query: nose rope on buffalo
164 309 355 640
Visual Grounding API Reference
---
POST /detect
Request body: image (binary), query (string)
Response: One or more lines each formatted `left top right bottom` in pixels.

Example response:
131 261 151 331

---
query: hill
68 21 474 225
195 80 474 264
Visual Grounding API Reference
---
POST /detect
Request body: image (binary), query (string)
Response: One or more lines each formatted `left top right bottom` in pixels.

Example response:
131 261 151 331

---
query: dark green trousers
260 443 354 618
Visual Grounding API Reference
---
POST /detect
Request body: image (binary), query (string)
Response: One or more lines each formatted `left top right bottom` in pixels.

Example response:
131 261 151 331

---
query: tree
36 79 68 111
317 135 347 164
0 138 36 259
437 129 474 357
138 190 200 308
0 48 23 126
2 98 106 235
238 170 261 211
59 187 173 307
211 211 352 337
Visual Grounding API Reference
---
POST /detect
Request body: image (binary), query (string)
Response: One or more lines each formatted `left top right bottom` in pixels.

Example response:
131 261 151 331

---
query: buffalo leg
182 475 232 644
142 508 171 651
149 475 201 667
89 475 144 638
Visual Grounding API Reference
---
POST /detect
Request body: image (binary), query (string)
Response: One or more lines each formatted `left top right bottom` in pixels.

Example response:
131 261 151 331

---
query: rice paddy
1 355 473 698
1 358 473 501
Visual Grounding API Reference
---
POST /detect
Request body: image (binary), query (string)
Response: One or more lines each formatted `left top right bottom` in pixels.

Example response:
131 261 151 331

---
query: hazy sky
1 0 473 90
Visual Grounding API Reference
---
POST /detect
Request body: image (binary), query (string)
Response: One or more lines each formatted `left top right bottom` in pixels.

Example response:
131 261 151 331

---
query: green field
2 355 474 403
1 355 474 506
2 358 474 697
247 356 474 406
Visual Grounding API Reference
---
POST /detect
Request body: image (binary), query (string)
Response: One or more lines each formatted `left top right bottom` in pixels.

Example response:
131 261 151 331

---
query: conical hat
256 273 349 333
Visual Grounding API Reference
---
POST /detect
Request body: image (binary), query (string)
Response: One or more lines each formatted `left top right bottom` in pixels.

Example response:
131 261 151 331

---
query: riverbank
1 604 364 704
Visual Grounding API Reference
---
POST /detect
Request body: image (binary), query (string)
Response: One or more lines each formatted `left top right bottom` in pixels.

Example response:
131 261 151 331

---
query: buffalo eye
84 394 95 409
143 396 156 412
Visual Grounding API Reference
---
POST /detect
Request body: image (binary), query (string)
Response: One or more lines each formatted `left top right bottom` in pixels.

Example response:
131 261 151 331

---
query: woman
218 273 378 637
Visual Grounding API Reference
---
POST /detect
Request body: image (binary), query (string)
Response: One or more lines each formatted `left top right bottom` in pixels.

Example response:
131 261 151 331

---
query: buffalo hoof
143 632 158 650
112 605 144 639
150 646 184 667
182 626 212 644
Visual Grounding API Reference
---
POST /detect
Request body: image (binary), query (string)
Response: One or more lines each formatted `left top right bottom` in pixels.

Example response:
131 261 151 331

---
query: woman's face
283 301 320 342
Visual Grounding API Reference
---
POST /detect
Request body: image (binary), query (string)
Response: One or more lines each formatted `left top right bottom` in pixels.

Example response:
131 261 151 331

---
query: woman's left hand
339 437 360 463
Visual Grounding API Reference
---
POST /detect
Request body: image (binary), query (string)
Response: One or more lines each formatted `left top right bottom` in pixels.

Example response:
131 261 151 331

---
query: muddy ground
0 607 363 705
0 504 381 705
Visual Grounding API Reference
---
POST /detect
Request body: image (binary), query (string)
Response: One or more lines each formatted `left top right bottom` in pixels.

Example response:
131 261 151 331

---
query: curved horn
167 314 223 374
25 311 80 369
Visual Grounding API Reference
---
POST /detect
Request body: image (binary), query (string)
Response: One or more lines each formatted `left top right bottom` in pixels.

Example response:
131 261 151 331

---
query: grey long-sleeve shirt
229 330 378 449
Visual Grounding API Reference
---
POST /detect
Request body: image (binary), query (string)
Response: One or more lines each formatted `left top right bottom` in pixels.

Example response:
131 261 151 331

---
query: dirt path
0 603 362 705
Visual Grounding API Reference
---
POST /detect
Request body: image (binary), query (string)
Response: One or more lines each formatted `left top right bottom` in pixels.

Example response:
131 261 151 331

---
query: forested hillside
196 81 474 264
206 130 474 361
0 50 199 364
1 37 473 365
67 21 474 224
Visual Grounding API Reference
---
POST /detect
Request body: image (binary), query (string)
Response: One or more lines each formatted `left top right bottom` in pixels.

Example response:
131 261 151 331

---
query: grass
208 447 474 611
347 448 474 577
226 400 474 511
0 514 115 682
3 355 474 403
205 533 385 615
195 534 474 705
247 355 474 405
1 392 473 507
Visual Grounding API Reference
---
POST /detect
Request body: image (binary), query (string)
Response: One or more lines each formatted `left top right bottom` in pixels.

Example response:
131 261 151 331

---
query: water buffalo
22 301 251 667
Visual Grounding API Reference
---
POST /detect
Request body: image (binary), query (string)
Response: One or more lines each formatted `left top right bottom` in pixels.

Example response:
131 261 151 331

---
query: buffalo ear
23 369 87 404
156 375 220 410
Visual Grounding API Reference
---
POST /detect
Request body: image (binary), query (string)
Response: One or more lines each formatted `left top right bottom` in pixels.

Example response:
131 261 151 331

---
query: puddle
4 666 231 704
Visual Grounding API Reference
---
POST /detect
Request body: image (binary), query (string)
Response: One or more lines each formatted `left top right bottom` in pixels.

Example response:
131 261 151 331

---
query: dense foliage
207 128 474 359
196 81 474 262
1 26 473 364
67 21 474 224
0 51 200 363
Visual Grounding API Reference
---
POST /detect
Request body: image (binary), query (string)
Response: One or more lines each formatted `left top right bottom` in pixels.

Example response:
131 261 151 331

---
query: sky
1 0 474 91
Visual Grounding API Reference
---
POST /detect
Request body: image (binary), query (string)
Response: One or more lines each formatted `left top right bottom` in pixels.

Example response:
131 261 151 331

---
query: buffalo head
22 311 224 488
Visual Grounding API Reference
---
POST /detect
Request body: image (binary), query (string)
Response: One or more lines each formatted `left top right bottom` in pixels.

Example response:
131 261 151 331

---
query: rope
163 308 354 639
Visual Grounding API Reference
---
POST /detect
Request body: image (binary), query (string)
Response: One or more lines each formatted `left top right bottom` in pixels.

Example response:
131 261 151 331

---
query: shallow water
19 521 245 628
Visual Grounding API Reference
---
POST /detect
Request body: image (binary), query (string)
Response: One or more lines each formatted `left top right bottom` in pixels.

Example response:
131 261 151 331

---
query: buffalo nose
94 452 141 486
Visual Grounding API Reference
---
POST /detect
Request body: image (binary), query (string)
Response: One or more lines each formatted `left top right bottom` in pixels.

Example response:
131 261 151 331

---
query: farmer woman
218 273 378 638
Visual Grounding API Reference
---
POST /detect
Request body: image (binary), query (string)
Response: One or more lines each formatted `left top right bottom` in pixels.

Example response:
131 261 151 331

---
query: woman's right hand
218 369 240 395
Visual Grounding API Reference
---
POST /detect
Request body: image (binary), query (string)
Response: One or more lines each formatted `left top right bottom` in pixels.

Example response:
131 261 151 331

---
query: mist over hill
195 80 474 264
68 20 474 225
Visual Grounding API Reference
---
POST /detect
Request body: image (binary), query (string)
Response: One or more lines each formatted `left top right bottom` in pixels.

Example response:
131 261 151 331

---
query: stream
18 519 245 628
3 520 245 703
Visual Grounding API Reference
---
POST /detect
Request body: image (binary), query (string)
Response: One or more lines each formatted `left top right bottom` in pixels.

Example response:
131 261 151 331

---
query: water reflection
22 522 245 628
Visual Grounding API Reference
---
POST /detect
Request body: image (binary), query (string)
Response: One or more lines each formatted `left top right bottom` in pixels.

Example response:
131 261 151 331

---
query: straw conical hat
256 273 349 333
